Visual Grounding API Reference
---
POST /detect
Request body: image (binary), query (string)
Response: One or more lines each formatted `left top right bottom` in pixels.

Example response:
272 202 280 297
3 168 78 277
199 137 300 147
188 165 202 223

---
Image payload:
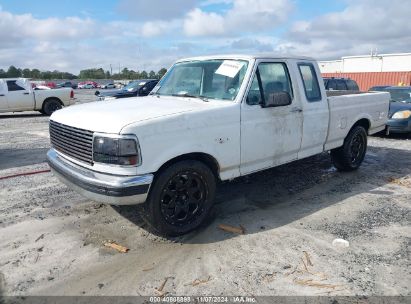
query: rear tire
331 125 368 171
42 98 62 116
145 160 216 236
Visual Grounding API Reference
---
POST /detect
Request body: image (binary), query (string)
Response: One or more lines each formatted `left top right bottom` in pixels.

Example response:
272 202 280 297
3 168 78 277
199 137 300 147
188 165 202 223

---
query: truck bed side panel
33 88 73 110
325 92 389 150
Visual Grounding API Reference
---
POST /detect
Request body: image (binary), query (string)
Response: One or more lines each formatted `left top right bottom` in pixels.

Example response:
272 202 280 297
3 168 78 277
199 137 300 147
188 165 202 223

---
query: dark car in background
370 86 411 134
95 79 158 100
323 77 360 91
369 85 390 91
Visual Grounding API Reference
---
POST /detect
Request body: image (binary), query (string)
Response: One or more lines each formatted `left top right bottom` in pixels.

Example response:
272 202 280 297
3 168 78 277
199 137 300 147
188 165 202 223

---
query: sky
0 0 410 74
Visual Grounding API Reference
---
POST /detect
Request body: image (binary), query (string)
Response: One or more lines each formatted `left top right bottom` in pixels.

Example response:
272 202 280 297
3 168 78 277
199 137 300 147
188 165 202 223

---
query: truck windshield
153 59 249 101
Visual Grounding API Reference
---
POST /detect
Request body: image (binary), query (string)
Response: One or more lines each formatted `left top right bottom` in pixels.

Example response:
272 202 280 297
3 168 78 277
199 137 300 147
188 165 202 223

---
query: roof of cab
177 54 315 62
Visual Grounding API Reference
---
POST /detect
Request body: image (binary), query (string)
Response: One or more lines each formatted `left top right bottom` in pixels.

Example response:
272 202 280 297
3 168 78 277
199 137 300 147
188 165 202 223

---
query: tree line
78 67 167 80
0 66 168 80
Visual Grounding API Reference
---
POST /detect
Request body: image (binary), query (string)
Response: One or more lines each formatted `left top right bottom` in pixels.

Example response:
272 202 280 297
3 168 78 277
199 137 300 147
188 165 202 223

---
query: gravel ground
0 92 410 297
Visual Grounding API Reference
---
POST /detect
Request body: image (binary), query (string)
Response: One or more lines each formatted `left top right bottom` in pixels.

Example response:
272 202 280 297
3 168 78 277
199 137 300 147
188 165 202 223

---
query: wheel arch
351 118 371 134
155 152 220 181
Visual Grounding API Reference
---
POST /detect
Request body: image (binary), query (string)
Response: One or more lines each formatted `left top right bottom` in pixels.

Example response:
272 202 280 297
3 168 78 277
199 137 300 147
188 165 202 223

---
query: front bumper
47 149 153 205
387 118 411 133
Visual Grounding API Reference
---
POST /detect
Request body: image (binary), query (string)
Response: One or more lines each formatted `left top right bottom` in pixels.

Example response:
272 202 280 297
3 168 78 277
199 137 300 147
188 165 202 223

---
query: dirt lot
0 91 410 297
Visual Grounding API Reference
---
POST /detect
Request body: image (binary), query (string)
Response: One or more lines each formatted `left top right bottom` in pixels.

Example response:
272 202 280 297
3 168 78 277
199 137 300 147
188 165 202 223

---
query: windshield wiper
171 93 209 102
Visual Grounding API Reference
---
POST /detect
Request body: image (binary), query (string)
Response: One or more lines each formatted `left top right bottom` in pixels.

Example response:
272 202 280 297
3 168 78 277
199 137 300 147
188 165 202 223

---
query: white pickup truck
47 55 389 235
0 78 75 115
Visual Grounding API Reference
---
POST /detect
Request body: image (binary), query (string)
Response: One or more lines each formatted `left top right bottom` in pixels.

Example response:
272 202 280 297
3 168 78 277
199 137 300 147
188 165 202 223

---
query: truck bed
326 90 368 97
325 91 390 150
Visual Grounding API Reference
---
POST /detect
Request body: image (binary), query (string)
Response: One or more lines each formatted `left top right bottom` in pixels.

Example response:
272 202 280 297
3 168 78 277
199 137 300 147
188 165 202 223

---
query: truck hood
50 95 215 133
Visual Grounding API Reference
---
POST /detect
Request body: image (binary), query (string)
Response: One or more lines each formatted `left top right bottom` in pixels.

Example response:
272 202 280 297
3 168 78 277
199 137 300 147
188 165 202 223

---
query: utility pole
110 64 112 76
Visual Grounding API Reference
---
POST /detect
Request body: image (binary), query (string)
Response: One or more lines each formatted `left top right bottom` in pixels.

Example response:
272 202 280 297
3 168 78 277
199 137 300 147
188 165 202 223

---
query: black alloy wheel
331 125 368 171
145 160 216 236
160 171 207 226
350 131 366 165
43 99 62 115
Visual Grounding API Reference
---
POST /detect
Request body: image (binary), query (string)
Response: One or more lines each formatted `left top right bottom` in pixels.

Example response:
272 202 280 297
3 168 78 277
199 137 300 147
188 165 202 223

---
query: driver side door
240 60 303 175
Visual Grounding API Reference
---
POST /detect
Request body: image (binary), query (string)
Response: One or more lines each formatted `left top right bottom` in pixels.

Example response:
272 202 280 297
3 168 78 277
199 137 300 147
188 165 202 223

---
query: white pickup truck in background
47 54 389 236
0 78 75 115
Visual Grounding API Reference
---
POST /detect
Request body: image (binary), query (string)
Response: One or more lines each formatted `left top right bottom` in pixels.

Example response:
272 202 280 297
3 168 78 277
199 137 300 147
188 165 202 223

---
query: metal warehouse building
319 53 411 90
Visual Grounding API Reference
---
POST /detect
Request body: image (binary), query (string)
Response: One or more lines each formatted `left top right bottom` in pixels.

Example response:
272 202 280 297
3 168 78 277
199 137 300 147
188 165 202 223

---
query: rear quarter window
298 63 322 102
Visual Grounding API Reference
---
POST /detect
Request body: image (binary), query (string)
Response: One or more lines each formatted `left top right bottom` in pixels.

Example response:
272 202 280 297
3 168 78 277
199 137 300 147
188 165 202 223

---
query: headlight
392 110 411 119
93 135 141 166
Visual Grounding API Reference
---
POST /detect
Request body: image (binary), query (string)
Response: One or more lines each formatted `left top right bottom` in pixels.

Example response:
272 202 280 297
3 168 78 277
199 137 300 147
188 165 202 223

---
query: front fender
122 104 241 180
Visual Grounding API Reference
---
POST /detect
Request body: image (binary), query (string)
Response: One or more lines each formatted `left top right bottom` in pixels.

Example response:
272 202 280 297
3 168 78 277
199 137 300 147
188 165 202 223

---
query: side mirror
262 91 292 108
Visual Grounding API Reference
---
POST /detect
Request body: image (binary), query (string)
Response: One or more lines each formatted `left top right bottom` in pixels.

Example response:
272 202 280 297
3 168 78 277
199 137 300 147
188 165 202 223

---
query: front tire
331 125 368 171
42 98 62 116
146 160 216 236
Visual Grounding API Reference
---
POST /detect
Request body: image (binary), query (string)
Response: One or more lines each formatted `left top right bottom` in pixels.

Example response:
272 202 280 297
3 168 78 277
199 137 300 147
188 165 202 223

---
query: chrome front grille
49 120 94 165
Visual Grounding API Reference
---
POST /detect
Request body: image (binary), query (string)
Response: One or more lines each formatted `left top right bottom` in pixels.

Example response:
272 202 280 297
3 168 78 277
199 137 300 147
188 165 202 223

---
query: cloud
0 39 187 74
279 0 411 59
231 38 273 52
200 0 233 5
1 0 409 74
0 9 181 73
0 11 94 42
184 0 293 36
184 8 225 36
0 10 95 49
141 20 181 37
118 0 199 21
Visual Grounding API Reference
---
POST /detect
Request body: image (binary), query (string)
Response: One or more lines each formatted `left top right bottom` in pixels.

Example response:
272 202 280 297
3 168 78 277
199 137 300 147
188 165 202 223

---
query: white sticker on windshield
215 60 244 78
139 82 146 85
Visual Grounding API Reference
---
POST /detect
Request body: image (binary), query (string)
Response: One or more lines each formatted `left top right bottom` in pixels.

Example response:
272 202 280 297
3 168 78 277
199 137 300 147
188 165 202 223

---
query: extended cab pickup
47 55 390 235
0 78 75 115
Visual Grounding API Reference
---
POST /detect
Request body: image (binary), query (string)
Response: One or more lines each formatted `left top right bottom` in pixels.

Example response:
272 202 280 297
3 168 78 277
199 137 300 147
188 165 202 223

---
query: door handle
23 92 30 95
290 107 302 113
0 94 4 97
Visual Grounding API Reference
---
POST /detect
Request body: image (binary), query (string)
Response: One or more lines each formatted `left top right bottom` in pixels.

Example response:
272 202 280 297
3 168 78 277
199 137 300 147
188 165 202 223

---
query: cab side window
246 62 293 106
7 81 25 92
298 63 321 102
